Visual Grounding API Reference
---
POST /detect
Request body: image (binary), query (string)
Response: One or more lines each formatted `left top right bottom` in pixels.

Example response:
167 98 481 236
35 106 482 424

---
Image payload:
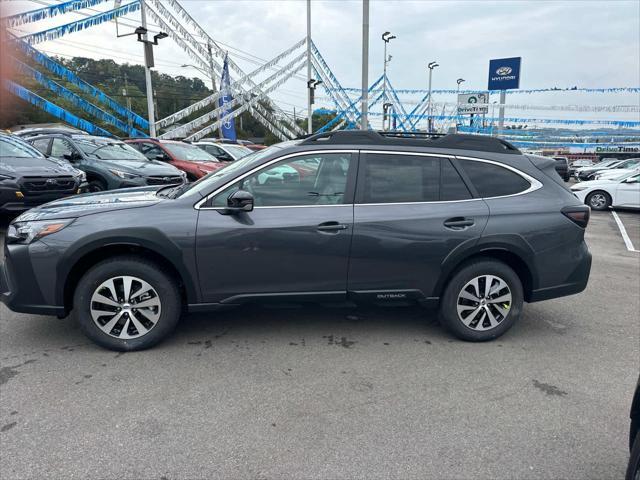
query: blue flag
218 53 237 141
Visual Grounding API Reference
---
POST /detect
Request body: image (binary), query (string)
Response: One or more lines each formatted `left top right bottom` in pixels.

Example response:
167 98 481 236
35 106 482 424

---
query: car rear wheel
73 256 181 351
439 260 523 341
586 191 611 211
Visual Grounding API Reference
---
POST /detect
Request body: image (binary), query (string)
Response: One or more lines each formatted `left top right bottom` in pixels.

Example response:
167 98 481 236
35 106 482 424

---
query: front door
347 152 490 301
616 174 640 207
196 151 357 303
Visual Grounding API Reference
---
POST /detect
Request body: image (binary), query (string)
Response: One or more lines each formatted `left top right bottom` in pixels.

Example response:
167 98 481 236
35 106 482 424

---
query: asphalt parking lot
0 210 638 480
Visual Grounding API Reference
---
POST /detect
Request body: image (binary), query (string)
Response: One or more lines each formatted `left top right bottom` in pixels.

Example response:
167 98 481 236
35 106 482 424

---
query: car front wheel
73 256 181 351
439 260 523 342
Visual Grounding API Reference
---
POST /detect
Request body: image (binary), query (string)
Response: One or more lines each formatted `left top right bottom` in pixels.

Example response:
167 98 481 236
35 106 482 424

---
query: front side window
30 138 51 155
51 138 75 158
212 153 352 207
458 159 531 198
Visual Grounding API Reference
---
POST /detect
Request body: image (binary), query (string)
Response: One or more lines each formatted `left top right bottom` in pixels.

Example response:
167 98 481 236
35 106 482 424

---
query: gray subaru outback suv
0 131 592 351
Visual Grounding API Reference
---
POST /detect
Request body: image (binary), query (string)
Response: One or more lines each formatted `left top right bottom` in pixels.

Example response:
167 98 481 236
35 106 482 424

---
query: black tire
439 259 523 342
626 430 640 480
586 190 612 211
87 179 107 192
73 256 181 351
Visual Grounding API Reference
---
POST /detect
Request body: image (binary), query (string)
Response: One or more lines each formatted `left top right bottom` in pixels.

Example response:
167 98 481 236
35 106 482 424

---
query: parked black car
552 156 570 181
1 133 86 214
627 377 640 480
575 159 622 181
28 134 186 191
0 131 592 351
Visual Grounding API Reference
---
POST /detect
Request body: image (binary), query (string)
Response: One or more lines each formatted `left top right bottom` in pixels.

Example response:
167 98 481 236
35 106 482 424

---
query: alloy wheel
589 193 607 209
90 276 162 339
456 275 512 331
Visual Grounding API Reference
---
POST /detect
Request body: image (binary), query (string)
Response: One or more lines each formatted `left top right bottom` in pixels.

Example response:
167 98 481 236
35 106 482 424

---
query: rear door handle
443 217 475 230
317 221 349 233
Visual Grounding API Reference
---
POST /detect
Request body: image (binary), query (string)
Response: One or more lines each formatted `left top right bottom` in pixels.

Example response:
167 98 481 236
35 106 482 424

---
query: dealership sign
488 57 521 90
457 93 488 115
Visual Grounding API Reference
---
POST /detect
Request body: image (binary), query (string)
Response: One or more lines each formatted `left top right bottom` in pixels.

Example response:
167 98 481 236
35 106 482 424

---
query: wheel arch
60 241 197 313
435 238 537 302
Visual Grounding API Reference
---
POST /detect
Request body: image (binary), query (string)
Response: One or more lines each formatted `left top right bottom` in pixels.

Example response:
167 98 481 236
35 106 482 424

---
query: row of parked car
0 127 256 214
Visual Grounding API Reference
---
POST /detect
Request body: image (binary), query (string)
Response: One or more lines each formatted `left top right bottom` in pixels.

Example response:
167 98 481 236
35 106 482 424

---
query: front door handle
443 217 475 230
317 221 349 233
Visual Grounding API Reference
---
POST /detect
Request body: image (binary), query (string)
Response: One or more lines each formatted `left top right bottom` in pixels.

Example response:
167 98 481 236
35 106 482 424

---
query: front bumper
1 185 83 213
0 243 66 316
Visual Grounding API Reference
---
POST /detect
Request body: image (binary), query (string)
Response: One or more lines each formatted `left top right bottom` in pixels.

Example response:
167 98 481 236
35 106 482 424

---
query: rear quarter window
458 159 531 198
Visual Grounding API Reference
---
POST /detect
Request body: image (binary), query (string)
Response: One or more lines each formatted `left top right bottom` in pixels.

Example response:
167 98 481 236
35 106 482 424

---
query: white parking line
611 210 639 253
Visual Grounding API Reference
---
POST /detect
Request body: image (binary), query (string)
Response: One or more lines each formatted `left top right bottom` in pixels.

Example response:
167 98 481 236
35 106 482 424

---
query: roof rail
299 130 521 154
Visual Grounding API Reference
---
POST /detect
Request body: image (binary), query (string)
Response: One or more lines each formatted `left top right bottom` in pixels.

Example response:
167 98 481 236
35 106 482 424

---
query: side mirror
226 190 254 213
217 154 233 162
155 154 168 161
63 152 81 162
624 177 639 184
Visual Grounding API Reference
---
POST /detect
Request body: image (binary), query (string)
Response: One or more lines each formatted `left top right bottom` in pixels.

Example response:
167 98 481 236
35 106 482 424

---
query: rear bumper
529 241 592 302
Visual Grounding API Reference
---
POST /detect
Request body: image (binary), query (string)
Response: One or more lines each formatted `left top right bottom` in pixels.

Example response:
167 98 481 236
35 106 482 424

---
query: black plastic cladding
299 130 522 154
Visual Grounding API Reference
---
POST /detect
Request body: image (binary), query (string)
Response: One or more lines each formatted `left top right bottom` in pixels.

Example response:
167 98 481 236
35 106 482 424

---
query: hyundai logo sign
488 57 521 90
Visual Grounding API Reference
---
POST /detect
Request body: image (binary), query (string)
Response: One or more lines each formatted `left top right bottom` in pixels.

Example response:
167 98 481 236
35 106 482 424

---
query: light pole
182 62 223 138
455 78 465 133
307 79 322 133
381 31 395 130
136 1 167 137
427 61 439 132
361 0 370 130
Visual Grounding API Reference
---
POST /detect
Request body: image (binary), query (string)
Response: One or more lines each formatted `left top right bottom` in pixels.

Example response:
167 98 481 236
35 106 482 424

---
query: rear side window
361 154 439 203
458 159 530 197
359 154 472 203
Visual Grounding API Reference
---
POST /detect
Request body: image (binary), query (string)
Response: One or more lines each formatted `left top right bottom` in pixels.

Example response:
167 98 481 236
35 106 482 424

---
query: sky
3 0 640 129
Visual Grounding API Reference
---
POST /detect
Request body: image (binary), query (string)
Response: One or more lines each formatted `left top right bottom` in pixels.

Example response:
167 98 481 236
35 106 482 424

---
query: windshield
175 141 300 199
614 169 640 181
225 145 252 159
163 143 219 162
75 139 149 160
0 135 45 158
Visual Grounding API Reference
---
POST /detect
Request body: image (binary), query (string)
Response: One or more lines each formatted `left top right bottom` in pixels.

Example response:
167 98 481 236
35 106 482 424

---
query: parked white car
594 162 640 180
570 171 640 210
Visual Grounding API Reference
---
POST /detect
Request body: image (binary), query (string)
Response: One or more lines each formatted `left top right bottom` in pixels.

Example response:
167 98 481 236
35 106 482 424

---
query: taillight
562 205 590 228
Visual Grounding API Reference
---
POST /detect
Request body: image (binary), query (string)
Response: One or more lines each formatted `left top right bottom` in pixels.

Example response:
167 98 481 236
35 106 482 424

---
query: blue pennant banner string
13 37 149 131
17 1 141 45
2 0 110 27
12 57 146 137
336 86 640 95
368 111 640 128
4 80 114 137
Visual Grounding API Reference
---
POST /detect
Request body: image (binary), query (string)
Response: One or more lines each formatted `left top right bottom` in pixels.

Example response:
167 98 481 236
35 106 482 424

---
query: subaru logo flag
219 53 237 141
488 57 521 91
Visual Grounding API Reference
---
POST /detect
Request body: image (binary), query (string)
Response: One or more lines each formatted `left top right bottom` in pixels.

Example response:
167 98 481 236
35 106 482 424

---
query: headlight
76 171 87 182
109 169 139 179
6 219 75 245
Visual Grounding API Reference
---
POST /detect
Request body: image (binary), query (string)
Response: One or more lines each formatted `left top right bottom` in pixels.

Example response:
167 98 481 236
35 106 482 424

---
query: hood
14 186 163 221
189 160 228 172
571 179 618 189
0 155 81 177
97 158 182 176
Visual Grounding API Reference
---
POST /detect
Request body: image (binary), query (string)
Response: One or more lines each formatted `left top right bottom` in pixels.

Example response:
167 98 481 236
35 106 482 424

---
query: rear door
348 151 489 301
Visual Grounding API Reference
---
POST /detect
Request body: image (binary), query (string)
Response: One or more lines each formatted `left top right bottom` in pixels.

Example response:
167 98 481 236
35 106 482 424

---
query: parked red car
125 139 228 180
